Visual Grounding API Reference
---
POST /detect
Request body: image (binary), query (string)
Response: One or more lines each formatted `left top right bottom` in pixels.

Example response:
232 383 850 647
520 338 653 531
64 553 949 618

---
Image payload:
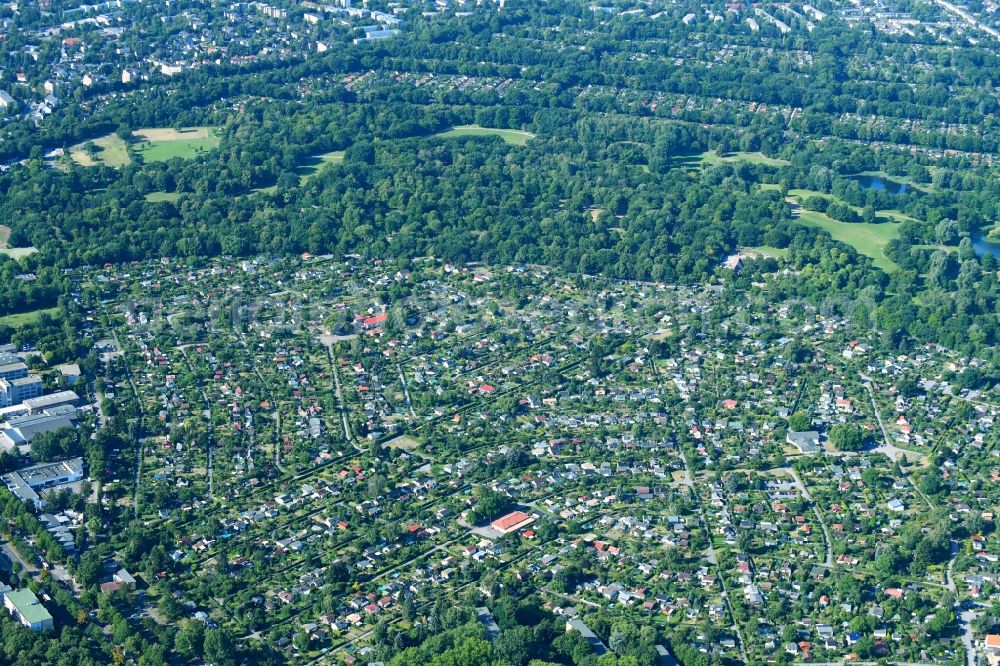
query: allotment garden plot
90 256 996 664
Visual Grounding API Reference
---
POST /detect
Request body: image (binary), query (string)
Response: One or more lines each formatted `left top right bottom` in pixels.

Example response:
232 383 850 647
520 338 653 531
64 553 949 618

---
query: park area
758 183 930 272
0 225 37 259
793 208 901 271
144 192 181 203
699 149 790 167
132 127 220 162
295 150 345 183
68 126 220 167
662 149 790 173
0 306 59 327
69 134 130 167
435 125 536 146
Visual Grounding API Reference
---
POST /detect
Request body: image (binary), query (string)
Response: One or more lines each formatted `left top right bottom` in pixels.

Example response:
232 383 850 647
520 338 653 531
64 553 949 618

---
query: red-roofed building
359 313 387 329
490 510 535 534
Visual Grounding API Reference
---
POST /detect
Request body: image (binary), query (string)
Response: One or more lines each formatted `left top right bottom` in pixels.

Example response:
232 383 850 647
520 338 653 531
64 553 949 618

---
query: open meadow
132 127 220 162
436 125 536 145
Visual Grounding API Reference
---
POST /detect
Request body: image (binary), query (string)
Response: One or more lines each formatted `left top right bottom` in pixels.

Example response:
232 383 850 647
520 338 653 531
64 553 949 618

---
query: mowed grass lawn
0 247 38 259
759 184 915 271
743 245 790 259
0 225 37 258
69 134 131 167
701 150 790 167
68 127 220 167
664 151 789 173
0 306 59 327
144 191 182 203
436 125 536 146
133 127 220 162
296 151 345 184
794 209 901 271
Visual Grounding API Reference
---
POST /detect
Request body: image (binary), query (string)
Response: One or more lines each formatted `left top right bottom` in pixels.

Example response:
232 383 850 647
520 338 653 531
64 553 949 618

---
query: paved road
236 333 285 473
48 562 80 593
367 531 470 584
863 379 973 662
933 0 1000 40
860 379 929 466
678 448 745 661
959 606 979 666
862 381 934 514
783 466 833 568
679 460 718 564
397 364 416 419
101 305 146 517
946 540 959 593
177 345 215 499
308 550 540 664
943 539 979 666
805 663 937 666
1 540 36 575
324 344 357 448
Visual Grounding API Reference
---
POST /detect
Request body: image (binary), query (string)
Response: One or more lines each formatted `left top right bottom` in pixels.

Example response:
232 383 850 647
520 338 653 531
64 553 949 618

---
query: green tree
829 423 868 452
175 622 206 658
203 627 237 666
494 626 534 666
787 412 812 432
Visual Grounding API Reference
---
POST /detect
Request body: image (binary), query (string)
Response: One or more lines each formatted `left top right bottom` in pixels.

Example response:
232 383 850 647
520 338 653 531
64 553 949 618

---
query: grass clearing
879 209 920 224
133 127 214 142
133 127 220 163
69 134 131 167
762 184 931 270
385 434 427 458
787 188 846 204
913 244 957 252
701 150 790 167
662 154 703 172
647 329 675 341
794 208 901 271
436 125 536 146
385 434 422 451
144 191 181 203
296 151 345 184
742 245 789 259
0 306 59 327
0 247 38 259
67 127 219 167
0 228 38 258
666 151 788 173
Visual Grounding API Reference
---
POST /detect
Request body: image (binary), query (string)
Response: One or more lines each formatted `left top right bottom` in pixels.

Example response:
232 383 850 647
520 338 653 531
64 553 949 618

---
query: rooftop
490 510 534 532
24 390 80 411
13 457 84 487
4 588 53 626
6 409 76 430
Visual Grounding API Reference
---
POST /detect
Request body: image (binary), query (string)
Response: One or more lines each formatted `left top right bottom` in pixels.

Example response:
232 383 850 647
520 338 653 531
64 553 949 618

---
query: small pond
972 233 1000 259
856 175 908 194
